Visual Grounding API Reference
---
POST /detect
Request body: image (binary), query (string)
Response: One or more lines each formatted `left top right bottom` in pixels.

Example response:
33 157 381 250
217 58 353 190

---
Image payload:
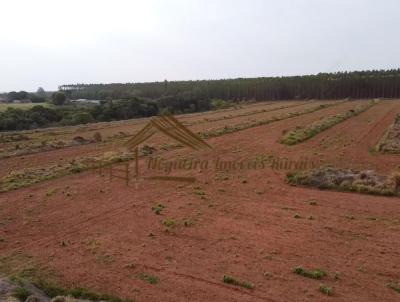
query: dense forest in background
60 69 400 101
2 69 400 131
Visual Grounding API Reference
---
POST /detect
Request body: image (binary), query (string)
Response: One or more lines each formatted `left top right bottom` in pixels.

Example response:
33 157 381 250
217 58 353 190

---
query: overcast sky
0 0 399 92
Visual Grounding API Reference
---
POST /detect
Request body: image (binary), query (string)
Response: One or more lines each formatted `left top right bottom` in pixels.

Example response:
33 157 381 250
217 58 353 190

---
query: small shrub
139 273 159 284
319 284 334 296
163 218 176 228
152 204 165 215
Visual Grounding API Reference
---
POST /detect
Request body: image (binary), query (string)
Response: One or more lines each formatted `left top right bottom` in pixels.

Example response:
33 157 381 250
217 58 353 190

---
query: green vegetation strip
34 279 132 302
0 152 133 193
0 102 305 159
0 101 343 192
1 255 132 302
279 100 378 145
0 102 49 112
200 101 344 139
375 113 400 154
190 101 309 125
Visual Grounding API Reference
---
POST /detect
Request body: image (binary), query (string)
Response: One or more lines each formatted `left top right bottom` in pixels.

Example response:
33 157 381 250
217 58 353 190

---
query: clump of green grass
46 188 57 197
12 286 31 301
319 284 334 296
163 218 176 228
152 203 165 215
194 189 206 196
293 266 326 279
388 283 400 294
223 275 254 289
138 273 159 284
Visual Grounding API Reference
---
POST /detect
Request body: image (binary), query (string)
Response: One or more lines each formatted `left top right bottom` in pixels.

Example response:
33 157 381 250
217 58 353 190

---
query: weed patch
152 204 165 215
222 275 254 289
388 283 400 294
293 267 326 279
319 284 334 296
138 273 158 284
163 218 176 228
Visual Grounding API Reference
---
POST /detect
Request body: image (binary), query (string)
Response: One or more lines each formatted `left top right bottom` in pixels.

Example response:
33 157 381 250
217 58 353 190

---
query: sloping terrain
1 100 400 302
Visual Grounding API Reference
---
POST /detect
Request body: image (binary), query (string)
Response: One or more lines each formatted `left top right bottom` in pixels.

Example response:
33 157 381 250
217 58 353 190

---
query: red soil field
1 100 400 301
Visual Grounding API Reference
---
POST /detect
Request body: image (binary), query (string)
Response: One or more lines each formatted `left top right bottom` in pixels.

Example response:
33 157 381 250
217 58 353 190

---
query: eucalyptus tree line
59 69 400 102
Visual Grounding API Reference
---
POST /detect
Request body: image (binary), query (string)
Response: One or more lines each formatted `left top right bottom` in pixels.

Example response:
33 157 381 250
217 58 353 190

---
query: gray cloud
0 0 399 91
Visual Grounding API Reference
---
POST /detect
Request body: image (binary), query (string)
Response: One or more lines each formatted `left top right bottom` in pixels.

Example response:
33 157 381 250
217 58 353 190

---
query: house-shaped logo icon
125 114 212 151
123 114 212 182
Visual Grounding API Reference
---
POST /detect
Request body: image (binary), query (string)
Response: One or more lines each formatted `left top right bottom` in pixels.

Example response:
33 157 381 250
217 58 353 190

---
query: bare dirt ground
1 100 400 302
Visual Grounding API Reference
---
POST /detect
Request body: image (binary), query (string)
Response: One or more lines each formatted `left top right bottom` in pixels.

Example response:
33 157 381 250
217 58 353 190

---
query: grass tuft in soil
319 284 334 296
163 218 176 228
12 286 31 301
222 275 254 289
293 266 326 279
151 204 165 215
138 272 159 285
388 283 400 294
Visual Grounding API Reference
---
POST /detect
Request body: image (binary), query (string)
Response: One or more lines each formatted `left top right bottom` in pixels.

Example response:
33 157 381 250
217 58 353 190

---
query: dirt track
1 100 400 302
